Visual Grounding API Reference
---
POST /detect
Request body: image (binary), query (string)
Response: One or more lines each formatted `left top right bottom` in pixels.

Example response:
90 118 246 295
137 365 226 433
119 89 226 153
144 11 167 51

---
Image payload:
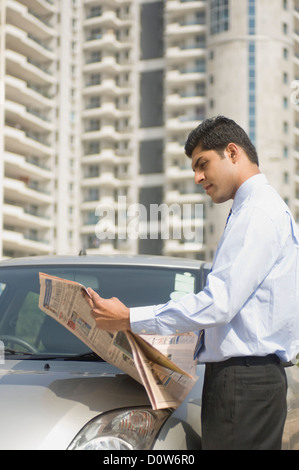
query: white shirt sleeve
130 205 284 336
130 305 156 334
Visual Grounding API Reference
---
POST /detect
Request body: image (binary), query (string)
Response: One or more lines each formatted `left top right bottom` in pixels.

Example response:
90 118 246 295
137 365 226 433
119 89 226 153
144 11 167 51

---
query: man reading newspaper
82 116 299 450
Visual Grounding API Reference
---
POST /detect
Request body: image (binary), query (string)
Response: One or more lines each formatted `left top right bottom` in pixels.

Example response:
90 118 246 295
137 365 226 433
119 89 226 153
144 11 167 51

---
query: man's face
191 145 239 203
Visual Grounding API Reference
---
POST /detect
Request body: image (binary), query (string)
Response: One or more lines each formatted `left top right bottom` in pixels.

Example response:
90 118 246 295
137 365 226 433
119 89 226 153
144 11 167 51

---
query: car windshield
0 263 199 360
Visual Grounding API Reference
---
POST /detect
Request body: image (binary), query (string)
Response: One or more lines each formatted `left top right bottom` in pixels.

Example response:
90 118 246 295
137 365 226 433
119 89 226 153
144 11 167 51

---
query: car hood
0 359 150 450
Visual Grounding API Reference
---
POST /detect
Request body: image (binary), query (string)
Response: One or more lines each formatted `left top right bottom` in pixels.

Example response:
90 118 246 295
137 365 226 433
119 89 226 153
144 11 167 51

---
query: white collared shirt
130 174 299 363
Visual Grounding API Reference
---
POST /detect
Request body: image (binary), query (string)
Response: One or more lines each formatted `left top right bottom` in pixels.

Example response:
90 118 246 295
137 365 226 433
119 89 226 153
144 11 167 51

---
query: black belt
206 354 280 369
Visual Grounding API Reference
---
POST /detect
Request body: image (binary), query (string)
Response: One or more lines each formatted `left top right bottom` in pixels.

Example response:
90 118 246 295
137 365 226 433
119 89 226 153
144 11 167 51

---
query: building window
283 48 288 59
248 0 255 35
88 6 102 18
283 146 289 158
196 11 206 25
283 97 288 109
283 121 289 134
210 0 229 35
283 72 288 84
195 59 206 73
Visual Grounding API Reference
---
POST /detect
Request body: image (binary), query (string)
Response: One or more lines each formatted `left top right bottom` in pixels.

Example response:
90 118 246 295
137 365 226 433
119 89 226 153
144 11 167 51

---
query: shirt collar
232 173 268 213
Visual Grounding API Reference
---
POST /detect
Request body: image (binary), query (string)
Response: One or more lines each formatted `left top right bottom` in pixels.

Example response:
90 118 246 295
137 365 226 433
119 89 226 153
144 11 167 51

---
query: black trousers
201 355 288 450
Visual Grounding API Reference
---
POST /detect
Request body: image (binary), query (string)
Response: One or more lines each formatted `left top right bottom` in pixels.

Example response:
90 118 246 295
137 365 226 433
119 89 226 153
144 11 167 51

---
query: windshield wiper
4 348 105 361
4 348 60 360
64 351 105 362
4 348 34 356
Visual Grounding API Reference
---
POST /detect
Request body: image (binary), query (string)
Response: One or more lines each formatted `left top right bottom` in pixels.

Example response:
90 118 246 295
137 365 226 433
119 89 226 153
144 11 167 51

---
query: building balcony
4 125 53 157
81 173 119 188
165 141 186 155
84 10 125 29
82 150 132 166
165 166 194 180
166 93 206 110
4 151 52 182
5 100 53 134
166 22 206 37
80 223 100 235
5 24 55 64
3 203 51 230
83 79 132 97
5 75 54 111
5 49 56 87
82 102 124 120
82 125 132 142
166 116 205 132
2 229 51 255
84 31 132 52
6 0 56 40
84 0 124 6
83 56 124 75
164 239 205 255
20 0 57 16
80 199 101 212
165 189 204 205
166 69 206 84
4 176 53 205
166 46 206 62
166 0 207 14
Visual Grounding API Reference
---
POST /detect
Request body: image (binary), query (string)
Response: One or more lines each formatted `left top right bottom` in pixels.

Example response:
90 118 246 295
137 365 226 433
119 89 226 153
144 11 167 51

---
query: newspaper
38 272 199 410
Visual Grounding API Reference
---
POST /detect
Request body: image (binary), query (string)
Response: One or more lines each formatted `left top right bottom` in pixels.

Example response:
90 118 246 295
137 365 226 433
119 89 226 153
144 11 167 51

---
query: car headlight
67 407 171 450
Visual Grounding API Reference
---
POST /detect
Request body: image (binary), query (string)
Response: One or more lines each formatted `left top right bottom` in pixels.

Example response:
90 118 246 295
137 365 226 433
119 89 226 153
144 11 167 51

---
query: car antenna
79 249 87 256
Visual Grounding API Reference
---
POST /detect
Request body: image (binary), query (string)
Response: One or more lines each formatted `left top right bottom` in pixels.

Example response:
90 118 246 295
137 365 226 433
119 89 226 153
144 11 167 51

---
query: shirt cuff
129 305 156 335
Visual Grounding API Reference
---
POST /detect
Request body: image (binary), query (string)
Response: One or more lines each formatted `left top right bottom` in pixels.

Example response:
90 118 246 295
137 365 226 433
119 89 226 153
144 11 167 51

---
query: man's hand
83 288 131 332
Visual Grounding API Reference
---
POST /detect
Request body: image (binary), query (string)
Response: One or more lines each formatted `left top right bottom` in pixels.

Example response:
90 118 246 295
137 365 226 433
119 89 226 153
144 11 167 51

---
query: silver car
0 254 298 450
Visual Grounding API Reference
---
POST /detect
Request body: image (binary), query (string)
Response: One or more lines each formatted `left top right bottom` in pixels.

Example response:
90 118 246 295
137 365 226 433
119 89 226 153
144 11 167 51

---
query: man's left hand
83 288 131 332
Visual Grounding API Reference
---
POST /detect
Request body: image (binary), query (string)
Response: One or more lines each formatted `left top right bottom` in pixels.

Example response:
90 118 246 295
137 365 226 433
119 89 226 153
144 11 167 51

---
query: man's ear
226 143 239 163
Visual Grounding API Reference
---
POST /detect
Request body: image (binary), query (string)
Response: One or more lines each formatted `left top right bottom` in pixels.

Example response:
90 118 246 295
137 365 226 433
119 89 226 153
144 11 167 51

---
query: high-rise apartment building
0 0 298 261
0 0 56 257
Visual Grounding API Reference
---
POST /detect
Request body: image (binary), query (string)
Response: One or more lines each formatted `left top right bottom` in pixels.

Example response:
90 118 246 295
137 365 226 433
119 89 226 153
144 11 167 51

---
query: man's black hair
184 115 259 166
